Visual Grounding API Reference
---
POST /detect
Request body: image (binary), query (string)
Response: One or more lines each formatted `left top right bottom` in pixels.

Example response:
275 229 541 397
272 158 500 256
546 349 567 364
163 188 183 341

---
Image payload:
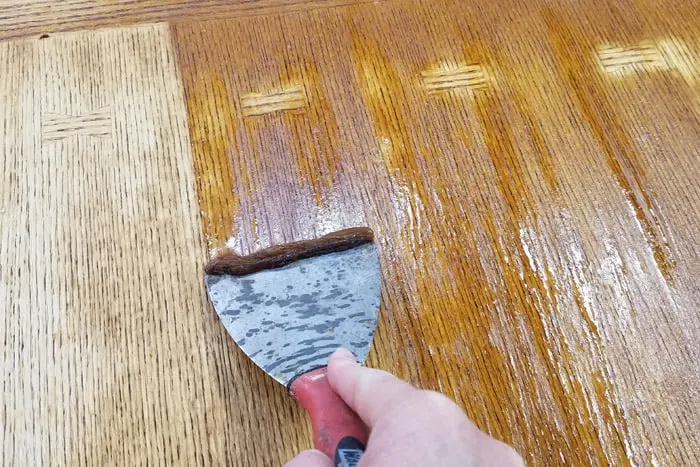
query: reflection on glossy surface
174 0 699 464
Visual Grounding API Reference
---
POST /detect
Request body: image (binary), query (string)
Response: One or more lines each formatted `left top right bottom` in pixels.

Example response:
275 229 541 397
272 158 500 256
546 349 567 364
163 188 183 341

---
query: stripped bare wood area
421 63 488 94
0 24 217 465
42 107 112 140
241 86 308 116
598 41 667 74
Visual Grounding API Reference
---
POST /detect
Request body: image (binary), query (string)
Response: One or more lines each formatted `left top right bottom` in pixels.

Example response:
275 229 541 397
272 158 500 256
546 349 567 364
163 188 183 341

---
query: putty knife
205 228 381 465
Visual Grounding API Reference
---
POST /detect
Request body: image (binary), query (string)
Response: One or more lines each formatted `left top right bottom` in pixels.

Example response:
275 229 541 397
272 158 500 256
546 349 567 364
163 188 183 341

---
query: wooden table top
1 0 698 464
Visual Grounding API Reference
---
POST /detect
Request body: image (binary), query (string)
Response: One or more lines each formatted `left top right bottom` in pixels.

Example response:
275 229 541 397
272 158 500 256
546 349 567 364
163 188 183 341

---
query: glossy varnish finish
174 0 699 464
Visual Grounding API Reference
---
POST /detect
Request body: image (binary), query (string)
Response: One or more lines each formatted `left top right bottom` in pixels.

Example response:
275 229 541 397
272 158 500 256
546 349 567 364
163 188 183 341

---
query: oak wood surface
0 0 372 41
174 0 699 464
0 0 698 465
0 23 309 465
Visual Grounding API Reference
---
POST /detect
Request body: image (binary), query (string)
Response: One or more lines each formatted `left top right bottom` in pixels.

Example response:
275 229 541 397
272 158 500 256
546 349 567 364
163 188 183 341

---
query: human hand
285 348 524 466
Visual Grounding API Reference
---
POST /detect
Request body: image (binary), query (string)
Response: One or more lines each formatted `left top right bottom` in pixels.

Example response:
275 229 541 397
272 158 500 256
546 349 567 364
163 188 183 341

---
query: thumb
327 348 417 428
284 449 333 467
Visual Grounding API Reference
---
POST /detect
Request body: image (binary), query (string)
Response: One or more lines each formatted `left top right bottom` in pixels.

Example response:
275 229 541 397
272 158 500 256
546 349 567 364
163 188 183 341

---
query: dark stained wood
173 0 700 464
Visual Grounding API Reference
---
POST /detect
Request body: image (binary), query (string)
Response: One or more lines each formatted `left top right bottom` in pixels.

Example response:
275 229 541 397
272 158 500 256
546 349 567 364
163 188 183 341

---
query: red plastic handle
289 367 368 458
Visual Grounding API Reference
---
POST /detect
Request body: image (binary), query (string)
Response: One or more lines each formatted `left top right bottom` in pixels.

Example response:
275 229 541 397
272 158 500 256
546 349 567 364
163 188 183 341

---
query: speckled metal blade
205 243 381 386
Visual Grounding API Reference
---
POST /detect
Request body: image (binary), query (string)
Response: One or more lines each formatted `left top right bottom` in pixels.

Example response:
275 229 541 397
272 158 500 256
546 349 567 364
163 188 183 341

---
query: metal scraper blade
205 243 381 386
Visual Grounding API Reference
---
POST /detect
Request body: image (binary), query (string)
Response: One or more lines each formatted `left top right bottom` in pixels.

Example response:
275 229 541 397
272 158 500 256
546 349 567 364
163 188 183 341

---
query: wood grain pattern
173 0 700 464
1 0 698 466
0 23 312 465
597 41 666 74
0 0 373 41
41 107 112 140
241 86 308 117
421 63 490 94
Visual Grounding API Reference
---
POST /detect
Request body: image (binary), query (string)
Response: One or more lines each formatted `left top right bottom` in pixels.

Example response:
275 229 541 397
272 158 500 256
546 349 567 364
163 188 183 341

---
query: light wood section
0 24 311 465
41 107 112 140
597 41 666 74
241 86 308 117
0 0 373 41
174 0 700 464
421 63 490 93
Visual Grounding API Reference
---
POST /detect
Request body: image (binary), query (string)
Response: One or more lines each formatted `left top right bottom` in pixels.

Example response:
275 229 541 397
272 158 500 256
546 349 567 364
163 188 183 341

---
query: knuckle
356 369 398 399
408 390 461 416
422 390 459 410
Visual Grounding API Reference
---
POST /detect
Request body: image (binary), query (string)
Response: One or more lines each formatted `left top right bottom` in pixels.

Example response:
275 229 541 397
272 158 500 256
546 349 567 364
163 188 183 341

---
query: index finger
327 348 417 428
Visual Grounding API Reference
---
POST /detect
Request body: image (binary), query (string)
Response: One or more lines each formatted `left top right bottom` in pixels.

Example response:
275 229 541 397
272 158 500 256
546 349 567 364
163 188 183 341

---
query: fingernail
333 347 357 363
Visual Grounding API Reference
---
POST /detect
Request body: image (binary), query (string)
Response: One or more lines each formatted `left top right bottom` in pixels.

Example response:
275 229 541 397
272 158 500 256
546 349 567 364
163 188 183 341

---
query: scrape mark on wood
546 11 676 280
42 107 111 140
240 85 307 116
421 63 489 94
597 42 666 75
